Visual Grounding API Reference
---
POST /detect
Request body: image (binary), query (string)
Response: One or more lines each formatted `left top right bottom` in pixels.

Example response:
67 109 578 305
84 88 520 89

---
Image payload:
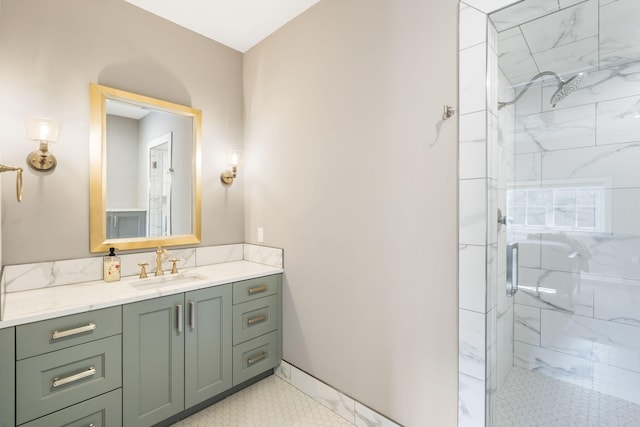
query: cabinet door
123 294 185 427
184 284 232 408
0 327 15 427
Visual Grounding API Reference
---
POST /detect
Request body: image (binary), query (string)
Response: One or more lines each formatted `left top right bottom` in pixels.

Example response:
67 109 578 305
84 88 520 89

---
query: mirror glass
90 83 201 252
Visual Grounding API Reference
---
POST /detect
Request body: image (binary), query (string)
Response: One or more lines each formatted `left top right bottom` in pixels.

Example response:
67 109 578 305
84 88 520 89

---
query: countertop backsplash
1 243 282 296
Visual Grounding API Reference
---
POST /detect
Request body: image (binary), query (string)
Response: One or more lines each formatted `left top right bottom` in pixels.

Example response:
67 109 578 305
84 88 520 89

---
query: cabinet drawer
16 335 122 425
20 388 122 427
233 275 279 305
16 306 122 359
232 294 280 345
232 331 279 386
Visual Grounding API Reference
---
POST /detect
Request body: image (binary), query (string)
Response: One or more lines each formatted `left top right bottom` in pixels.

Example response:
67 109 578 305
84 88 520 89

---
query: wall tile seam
461 306 491 316
460 1 488 15
516 342 640 375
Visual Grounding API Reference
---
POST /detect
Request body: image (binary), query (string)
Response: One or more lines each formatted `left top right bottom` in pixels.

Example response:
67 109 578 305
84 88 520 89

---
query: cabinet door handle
247 314 267 326
248 284 268 295
89 424 96 427
247 352 268 366
52 367 96 388
177 304 183 333
189 301 196 329
52 323 97 340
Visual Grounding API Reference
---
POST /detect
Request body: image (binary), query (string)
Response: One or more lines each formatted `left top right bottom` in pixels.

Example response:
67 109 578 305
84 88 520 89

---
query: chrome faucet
155 246 168 276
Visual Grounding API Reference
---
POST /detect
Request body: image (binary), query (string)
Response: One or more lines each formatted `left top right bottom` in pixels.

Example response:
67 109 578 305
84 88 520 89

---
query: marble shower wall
503 8 640 405
459 4 514 426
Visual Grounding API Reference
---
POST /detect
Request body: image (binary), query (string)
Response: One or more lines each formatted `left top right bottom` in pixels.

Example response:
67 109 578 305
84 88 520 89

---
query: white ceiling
124 0 321 52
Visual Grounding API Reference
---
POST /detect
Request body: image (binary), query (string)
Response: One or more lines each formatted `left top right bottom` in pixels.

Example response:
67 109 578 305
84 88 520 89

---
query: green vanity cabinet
123 293 185 427
123 284 232 427
184 285 233 408
0 327 15 427
232 274 282 386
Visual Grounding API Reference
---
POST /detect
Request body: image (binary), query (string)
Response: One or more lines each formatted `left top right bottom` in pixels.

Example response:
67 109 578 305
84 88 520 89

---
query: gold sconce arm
0 164 23 202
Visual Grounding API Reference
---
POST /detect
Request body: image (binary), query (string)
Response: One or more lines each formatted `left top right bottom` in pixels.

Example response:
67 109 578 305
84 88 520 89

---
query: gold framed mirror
89 83 202 252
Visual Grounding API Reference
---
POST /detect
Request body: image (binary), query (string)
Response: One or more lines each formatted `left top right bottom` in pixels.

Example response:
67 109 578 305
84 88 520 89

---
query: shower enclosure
459 0 640 425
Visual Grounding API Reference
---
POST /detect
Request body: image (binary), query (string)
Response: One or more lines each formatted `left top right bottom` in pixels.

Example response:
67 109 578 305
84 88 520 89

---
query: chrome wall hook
442 105 456 120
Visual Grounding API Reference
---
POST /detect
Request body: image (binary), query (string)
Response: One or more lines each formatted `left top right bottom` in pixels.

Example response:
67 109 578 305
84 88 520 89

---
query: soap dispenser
103 247 121 282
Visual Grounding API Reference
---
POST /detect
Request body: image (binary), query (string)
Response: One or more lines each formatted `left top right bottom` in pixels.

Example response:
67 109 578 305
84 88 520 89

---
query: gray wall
0 0 244 264
0 0 460 424
106 115 140 209
243 0 459 425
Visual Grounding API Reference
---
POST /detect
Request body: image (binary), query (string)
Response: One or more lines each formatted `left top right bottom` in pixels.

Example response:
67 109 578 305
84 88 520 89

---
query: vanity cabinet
4 272 281 427
231 275 282 386
14 306 122 426
0 327 15 427
123 284 232 427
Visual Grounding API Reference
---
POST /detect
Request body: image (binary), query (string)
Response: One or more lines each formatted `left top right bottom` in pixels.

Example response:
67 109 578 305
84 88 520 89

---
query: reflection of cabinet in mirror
90 83 202 253
106 210 146 239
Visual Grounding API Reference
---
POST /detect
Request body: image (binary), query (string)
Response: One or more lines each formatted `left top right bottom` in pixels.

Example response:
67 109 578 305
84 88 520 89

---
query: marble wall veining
499 0 640 408
275 361 400 427
458 3 517 426
1 244 281 296
458 5 489 426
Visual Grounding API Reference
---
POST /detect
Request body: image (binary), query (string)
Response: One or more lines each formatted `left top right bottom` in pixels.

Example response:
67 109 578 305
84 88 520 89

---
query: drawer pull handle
52 323 96 340
52 367 96 388
89 424 96 427
248 284 268 295
247 352 268 366
247 315 268 326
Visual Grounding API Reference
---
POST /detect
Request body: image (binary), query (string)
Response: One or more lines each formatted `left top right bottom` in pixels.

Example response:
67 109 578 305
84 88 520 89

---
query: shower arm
498 71 563 109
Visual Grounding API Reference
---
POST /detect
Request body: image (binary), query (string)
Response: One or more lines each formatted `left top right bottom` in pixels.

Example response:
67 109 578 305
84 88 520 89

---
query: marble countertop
0 260 283 328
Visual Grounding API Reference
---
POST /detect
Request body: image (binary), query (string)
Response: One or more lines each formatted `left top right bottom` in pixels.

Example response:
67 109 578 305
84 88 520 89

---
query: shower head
550 72 585 107
498 71 586 109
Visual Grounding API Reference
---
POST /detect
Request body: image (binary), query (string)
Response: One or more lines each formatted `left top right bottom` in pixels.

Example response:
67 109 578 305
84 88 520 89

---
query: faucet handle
138 262 148 279
169 259 179 274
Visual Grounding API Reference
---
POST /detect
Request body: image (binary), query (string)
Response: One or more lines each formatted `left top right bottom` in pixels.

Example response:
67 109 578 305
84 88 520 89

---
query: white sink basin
132 272 208 288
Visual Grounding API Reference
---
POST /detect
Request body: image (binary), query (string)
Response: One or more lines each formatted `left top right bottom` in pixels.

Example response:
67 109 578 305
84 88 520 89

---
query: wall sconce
220 150 242 186
25 117 60 171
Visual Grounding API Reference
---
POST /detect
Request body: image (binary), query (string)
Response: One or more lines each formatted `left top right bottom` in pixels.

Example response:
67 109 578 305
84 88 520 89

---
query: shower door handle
506 242 519 297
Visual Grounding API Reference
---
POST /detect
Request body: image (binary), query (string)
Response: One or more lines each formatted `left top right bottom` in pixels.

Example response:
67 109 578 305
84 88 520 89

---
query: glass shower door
489 0 640 425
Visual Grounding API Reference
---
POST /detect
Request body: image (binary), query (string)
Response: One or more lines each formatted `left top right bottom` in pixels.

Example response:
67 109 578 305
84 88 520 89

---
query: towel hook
442 105 456 120
0 164 23 202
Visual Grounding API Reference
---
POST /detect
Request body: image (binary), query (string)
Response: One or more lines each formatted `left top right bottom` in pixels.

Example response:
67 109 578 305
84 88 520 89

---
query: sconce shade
227 150 242 166
221 149 242 186
25 117 59 171
25 117 60 142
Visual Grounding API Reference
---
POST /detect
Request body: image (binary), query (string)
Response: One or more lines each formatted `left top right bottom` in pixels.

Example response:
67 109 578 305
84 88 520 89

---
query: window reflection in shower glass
507 186 604 231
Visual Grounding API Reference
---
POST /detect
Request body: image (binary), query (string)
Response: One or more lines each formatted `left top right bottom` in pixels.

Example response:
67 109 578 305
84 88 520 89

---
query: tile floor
497 366 640 426
171 375 356 426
